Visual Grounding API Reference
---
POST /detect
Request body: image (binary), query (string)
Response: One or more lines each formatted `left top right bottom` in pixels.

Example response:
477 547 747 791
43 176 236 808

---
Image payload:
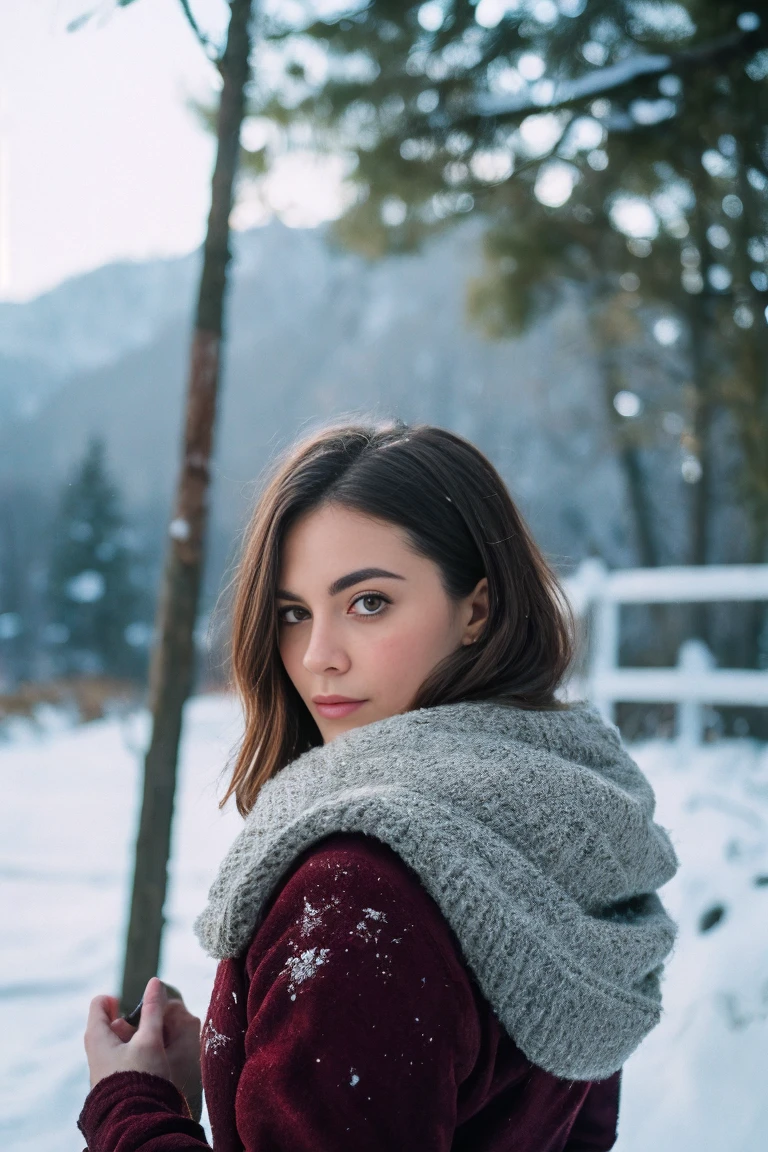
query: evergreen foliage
46 438 151 679
240 0 768 563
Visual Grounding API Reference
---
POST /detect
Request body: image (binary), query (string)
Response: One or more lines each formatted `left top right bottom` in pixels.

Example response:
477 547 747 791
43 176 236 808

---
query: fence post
584 562 617 724
677 639 715 747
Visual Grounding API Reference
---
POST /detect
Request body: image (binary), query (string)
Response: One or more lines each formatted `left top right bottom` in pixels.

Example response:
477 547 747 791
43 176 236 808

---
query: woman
81 421 678 1151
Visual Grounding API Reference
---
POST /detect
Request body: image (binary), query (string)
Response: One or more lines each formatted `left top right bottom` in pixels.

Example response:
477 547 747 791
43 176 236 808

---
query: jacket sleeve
231 835 482 1152
79 836 481 1152
564 1071 621 1151
77 1070 210 1152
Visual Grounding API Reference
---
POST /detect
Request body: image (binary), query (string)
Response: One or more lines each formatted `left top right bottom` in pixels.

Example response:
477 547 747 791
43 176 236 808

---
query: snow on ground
615 738 768 1152
1 695 767 1151
0 695 243 1151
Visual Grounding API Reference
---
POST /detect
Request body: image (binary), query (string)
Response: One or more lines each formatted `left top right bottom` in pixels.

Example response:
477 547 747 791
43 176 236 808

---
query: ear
462 577 489 645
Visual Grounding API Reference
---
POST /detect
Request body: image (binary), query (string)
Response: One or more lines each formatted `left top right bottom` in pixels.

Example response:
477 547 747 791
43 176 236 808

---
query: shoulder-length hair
221 420 575 815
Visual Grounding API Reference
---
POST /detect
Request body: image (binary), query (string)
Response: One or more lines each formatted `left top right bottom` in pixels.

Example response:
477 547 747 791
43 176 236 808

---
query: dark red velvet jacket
79 833 620 1151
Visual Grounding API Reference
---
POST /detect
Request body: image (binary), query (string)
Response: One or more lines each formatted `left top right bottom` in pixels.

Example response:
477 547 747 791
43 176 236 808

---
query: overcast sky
0 0 244 300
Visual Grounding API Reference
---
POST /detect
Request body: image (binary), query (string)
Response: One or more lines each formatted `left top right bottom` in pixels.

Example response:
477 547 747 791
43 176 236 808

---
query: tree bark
617 433 659 569
683 173 716 574
587 291 659 569
733 148 768 666
120 0 253 1014
686 294 713 568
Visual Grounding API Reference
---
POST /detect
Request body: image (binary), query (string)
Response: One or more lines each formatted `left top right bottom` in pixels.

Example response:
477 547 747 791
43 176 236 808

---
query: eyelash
277 591 392 626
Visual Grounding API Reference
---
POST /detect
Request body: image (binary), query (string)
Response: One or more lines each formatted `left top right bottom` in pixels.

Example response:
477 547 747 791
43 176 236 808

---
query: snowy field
2 694 767 1151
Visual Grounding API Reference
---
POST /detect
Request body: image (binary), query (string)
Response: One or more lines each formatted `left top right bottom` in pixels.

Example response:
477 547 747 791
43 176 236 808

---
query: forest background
1 0 767 736
2 4 768 1149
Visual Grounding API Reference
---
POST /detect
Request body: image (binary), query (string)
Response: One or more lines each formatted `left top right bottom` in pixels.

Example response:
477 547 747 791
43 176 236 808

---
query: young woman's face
277 503 488 742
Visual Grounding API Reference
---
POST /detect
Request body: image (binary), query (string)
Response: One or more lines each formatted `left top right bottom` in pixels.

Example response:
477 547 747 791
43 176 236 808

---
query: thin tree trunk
685 294 713 642
734 114 768 570
120 0 253 1014
684 181 715 572
680 149 717 643
617 432 660 569
588 242 661 571
590 318 659 568
687 298 712 568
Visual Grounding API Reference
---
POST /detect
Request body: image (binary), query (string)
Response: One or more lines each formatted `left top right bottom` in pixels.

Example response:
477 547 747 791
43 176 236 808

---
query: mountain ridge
0 220 640 595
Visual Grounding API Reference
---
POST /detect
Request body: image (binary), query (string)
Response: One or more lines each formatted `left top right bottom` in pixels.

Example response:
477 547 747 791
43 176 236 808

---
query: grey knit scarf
195 699 678 1080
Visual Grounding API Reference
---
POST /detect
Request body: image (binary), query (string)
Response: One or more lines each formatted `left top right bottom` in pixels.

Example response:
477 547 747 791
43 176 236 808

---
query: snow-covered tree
46 438 150 679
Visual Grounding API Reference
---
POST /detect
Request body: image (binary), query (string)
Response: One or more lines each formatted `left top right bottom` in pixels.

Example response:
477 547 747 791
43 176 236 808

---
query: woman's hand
84 977 203 1121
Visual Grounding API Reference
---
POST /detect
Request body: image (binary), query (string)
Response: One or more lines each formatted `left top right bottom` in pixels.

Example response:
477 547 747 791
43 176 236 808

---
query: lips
312 696 367 720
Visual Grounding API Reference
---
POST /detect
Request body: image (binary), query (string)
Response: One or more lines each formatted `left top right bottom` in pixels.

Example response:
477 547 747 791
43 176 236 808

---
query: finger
110 1017 136 1043
86 995 118 1034
136 977 168 1043
102 995 120 1022
162 982 184 1003
85 996 123 1054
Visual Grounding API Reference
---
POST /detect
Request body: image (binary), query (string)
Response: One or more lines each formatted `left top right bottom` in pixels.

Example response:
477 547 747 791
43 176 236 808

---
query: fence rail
563 560 768 743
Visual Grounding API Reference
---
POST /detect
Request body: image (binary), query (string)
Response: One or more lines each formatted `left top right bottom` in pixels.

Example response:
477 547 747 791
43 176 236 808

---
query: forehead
279 505 414 571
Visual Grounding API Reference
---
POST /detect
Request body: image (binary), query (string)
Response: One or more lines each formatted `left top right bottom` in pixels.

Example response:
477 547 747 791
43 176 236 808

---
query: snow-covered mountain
0 221 649 577
0 255 198 422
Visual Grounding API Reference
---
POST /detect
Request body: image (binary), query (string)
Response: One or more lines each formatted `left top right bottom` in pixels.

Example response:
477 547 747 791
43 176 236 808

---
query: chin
317 711 375 743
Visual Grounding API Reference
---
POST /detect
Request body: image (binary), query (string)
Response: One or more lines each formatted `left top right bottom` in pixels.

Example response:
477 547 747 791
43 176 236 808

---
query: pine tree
47 438 149 679
238 0 768 566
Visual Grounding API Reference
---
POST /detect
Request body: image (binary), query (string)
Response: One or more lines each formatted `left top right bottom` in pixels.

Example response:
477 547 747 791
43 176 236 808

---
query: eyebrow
276 567 406 602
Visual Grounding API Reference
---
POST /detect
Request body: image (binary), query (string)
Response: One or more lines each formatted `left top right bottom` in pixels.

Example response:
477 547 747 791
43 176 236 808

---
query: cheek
278 630 305 683
362 607 457 682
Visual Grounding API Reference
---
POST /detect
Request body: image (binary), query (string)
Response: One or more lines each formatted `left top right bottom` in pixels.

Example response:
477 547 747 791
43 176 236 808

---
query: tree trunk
589 314 659 568
686 297 712 568
734 115 768 569
120 0 253 1014
685 291 713 643
616 430 660 569
678 147 717 643
684 180 715 573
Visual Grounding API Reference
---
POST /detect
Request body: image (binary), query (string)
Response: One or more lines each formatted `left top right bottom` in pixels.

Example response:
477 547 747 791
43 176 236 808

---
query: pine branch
473 24 765 122
178 0 221 63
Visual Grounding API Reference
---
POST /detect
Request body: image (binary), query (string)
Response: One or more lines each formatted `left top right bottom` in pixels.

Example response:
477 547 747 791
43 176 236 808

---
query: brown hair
221 419 575 815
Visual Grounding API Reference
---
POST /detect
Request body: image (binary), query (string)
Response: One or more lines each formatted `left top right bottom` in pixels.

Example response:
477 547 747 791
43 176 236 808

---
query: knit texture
195 699 678 1080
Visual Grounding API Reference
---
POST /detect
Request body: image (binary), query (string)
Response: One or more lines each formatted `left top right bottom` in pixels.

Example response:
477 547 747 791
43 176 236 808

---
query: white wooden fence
563 559 768 744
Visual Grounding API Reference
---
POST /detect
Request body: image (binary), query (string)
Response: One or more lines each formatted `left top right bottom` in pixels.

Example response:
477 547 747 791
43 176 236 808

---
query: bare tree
119 0 254 1013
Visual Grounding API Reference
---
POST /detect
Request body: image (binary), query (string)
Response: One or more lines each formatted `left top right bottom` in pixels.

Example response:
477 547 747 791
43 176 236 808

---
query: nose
302 616 351 676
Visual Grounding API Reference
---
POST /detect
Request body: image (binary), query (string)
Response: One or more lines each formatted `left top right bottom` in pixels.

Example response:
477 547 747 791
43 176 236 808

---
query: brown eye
350 593 389 616
278 605 310 624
